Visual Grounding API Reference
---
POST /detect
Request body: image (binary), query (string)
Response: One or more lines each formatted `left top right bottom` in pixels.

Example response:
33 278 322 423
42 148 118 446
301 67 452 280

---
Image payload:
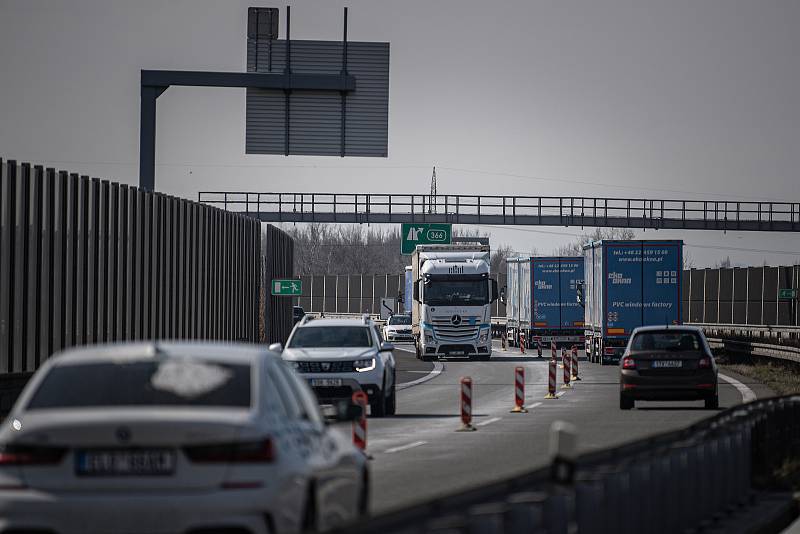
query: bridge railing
336 393 800 534
199 191 800 230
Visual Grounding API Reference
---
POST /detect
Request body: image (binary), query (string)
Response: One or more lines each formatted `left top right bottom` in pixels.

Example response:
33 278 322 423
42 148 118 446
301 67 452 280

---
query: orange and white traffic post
510 366 528 413
551 340 557 361
545 358 558 399
571 345 581 381
562 349 572 389
519 332 526 354
457 377 477 431
351 391 368 451
536 337 543 358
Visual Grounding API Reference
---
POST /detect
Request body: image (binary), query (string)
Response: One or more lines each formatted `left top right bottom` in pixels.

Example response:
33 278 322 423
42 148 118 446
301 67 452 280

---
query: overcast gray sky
1 0 798 266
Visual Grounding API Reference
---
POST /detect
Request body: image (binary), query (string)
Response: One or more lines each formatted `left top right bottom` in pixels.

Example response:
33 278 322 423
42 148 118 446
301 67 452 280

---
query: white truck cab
411 245 498 361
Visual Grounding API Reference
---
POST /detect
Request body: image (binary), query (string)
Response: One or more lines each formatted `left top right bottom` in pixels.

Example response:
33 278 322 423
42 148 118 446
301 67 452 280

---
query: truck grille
295 361 356 373
431 316 481 341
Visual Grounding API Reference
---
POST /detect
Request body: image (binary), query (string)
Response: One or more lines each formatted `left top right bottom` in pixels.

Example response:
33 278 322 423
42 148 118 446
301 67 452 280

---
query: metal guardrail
339 395 800 534
691 323 800 364
199 192 800 232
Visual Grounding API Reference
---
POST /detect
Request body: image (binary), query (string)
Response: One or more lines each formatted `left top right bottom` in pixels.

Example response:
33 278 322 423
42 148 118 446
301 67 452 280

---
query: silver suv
282 316 397 417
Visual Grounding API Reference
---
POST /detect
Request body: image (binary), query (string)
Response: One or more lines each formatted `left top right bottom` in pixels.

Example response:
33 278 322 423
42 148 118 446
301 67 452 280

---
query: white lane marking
405 370 436 374
476 416 502 427
719 373 757 404
383 441 427 454
555 391 565 397
528 402 543 409
397 361 444 390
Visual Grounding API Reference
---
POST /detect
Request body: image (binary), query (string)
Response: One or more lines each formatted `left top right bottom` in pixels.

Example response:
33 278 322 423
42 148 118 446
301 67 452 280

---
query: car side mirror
379 341 395 352
268 342 283 353
323 400 364 423
413 279 420 302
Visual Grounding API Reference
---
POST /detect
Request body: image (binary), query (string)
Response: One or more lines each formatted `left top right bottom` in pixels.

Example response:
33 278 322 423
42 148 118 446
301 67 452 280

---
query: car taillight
621 357 636 369
698 357 712 369
0 444 67 466
184 438 275 464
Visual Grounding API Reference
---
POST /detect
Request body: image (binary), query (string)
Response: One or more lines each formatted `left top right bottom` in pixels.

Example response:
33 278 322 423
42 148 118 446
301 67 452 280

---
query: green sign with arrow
778 288 797 300
400 223 452 255
271 279 302 296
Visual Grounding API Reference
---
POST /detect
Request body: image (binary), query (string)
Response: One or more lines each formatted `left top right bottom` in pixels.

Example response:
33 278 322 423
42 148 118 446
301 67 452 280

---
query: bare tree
553 227 636 256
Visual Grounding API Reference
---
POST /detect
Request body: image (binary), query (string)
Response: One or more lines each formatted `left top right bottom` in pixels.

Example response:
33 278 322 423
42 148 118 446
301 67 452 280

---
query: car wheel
302 484 318 532
358 469 370 517
619 394 634 410
370 377 387 418
705 394 719 410
386 382 397 416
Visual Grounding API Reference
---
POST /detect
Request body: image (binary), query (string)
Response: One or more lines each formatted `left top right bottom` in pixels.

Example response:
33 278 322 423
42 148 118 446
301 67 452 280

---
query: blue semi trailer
582 240 683 365
506 257 584 349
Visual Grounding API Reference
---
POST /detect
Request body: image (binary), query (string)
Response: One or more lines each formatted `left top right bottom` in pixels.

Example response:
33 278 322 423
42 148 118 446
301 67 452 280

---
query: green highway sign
778 288 797 300
271 279 302 296
401 223 452 255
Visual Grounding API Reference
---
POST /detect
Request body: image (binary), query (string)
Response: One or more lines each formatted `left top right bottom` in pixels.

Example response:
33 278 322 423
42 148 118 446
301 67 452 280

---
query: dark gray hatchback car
619 326 718 410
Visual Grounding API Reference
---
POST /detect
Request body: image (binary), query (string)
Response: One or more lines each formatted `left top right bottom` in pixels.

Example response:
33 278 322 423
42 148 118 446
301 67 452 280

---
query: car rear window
289 326 373 348
26 360 251 410
630 331 702 352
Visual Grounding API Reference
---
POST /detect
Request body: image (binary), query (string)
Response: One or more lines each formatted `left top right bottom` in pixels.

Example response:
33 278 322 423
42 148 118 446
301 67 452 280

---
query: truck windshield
424 280 489 306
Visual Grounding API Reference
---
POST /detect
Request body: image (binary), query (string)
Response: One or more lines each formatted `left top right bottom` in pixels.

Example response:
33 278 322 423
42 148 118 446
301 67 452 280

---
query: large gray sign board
246 39 389 157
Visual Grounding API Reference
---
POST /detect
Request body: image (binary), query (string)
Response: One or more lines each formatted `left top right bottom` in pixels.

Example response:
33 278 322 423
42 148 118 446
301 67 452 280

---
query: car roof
631 325 704 334
48 342 276 366
298 318 373 328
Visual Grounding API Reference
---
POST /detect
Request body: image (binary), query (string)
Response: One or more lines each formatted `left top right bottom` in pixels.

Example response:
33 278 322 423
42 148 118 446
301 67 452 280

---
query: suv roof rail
300 314 313 325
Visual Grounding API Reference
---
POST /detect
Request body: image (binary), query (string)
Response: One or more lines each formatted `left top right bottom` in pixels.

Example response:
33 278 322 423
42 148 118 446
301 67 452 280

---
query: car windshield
26 360 251 410
424 279 488 306
289 326 373 348
388 315 411 325
630 331 702 352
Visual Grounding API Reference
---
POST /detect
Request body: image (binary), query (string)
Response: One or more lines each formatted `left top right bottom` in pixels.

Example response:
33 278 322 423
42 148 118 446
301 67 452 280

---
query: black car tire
620 395 634 410
705 394 719 410
370 384 387 418
386 385 396 416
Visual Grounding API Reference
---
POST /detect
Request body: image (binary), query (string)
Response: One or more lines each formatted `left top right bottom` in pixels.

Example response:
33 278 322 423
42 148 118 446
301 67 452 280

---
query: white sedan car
0 343 369 534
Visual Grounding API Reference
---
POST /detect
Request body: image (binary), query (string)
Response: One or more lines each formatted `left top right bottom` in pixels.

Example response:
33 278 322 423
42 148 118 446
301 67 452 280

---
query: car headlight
354 358 376 372
288 361 301 370
479 329 489 343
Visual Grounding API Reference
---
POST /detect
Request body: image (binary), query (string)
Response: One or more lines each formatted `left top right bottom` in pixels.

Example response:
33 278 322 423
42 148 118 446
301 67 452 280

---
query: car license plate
76 449 176 477
652 360 682 368
310 378 343 387
449 350 464 356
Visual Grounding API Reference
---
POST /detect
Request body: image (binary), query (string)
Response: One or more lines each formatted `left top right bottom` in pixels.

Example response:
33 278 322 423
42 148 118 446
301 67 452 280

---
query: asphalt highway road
366 341 771 515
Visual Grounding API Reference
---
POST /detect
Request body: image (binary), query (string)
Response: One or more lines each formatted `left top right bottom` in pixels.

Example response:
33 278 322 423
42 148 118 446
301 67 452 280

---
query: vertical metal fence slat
85 178 99 345
96 180 109 344
39 169 55 364
74 176 88 347
108 182 119 342
0 160 14 371
116 185 128 341
26 166 43 371
52 172 68 352
12 163 30 372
